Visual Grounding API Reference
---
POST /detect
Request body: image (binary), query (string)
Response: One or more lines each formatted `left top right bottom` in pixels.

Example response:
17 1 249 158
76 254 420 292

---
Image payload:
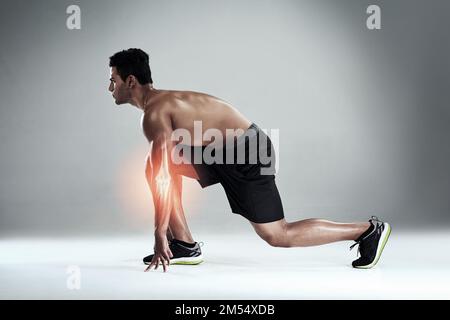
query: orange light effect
116 145 202 229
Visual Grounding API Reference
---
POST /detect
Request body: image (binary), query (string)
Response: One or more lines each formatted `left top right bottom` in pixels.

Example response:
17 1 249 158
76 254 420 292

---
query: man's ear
126 75 137 88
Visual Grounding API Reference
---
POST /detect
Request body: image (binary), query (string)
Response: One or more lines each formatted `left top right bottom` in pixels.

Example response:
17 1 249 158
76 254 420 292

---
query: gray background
0 0 449 237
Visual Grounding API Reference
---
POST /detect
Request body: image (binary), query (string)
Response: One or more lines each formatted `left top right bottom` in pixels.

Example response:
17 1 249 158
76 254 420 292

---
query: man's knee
253 221 290 248
261 233 290 248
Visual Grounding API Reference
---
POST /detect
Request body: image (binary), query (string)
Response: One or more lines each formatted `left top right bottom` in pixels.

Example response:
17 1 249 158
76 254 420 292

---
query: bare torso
141 89 252 146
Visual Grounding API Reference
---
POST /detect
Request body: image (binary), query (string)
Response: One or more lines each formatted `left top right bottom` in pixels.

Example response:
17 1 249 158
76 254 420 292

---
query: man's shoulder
143 95 176 122
141 95 177 142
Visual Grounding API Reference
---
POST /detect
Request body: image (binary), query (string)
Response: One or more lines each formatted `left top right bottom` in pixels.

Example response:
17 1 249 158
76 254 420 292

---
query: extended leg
251 218 370 247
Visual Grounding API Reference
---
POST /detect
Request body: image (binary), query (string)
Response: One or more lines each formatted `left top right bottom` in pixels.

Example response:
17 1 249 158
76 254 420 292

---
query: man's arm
150 134 174 236
142 107 176 271
145 155 174 242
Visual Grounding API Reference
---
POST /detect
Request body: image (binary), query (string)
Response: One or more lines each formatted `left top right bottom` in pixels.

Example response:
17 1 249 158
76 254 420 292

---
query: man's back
142 90 251 146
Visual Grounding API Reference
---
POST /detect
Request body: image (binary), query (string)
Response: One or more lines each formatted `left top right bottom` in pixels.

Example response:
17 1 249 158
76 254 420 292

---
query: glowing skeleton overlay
154 142 171 202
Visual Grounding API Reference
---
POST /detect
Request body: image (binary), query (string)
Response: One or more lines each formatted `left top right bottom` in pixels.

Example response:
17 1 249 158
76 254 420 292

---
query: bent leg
251 218 370 247
168 173 195 243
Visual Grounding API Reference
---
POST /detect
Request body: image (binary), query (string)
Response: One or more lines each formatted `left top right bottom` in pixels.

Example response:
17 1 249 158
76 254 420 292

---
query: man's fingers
155 257 162 270
164 254 171 272
144 252 172 273
148 259 157 271
163 252 171 263
145 258 156 272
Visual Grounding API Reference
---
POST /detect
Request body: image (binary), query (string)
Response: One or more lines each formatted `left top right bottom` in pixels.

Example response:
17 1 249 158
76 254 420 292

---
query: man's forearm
146 132 175 238
152 160 174 236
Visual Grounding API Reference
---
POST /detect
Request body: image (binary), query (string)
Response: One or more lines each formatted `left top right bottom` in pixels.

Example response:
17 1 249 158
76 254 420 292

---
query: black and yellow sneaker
143 239 204 265
350 216 391 269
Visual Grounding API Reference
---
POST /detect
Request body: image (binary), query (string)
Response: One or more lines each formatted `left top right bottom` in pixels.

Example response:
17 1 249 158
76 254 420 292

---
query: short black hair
109 48 153 85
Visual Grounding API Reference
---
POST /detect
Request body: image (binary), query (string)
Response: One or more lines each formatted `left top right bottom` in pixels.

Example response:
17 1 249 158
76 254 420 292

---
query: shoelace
168 239 204 248
350 242 363 257
349 215 380 257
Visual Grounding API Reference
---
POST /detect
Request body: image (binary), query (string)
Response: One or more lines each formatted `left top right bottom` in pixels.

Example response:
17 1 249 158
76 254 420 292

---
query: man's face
109 67 131 105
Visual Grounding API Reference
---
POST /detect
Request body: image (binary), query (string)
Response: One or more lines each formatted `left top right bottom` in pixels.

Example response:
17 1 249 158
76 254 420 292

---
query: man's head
108 48 153 105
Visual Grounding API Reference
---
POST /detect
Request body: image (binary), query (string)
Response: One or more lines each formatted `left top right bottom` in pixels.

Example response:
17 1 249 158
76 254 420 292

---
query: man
108 48 391 272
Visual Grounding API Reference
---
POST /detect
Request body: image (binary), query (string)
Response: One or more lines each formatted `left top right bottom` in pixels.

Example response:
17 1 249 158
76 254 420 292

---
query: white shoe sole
144 254 203 265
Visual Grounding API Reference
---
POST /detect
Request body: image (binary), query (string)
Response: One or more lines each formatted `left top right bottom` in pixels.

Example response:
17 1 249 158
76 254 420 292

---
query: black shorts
180 123 284 224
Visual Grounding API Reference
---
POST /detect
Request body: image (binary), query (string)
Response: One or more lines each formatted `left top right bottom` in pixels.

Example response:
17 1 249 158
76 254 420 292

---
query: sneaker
143 239 204 265
350 216 391 269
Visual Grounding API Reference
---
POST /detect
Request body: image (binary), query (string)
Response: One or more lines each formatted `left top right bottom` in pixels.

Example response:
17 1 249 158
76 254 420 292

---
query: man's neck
130 85 159 111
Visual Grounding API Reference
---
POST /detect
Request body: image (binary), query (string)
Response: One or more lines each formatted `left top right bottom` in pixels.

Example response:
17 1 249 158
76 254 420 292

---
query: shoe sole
354 222 391 269
144 255 204 266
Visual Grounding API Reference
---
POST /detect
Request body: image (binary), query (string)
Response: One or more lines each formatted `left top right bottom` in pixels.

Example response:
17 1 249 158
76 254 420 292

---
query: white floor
1 230 449 299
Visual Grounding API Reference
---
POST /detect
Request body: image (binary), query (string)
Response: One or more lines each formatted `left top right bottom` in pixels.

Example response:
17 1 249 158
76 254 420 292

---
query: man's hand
145 233 173 272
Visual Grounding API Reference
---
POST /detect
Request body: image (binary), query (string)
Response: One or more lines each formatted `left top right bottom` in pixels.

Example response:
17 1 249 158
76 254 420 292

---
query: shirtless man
108 48 391 272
